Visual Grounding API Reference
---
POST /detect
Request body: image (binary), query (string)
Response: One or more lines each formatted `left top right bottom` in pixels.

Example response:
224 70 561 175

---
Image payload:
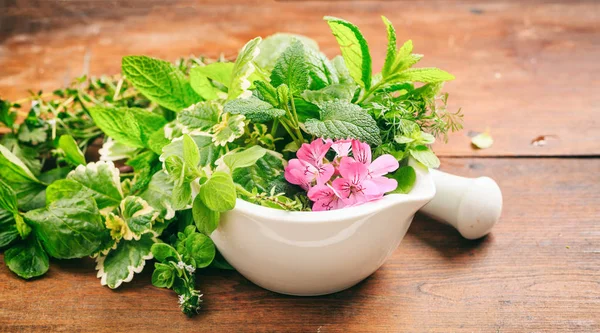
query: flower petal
316 163 335 185
351 140 372 165
338 157 369 184
331 177 352 199
297 139 332 166
368 154 399 177
369 176 398 194
331 139 352 157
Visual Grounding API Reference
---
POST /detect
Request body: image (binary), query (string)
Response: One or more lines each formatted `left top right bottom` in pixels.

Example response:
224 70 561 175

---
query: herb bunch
0 16 461 316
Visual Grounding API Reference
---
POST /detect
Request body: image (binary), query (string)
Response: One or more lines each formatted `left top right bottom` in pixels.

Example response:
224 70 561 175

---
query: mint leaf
223 96 285 123
177 101 221 132
126 150 159 194
5 236 49 279
223 145 266 171
191 62 234 88
270 40 309 95
57 135 86 166
301 83 356 106
192 196 220 236
306 48 339 90
256 33 320 72
305 100 381 146
324 16 372 90
254 80 279 106
389 166 416 194
0 179 18 213
25 197 108 259
390 68 454 83
96 233 156 289
409 145 440 168
228 37 261 100
381 16 397 78
122 56 201 111
232 151 286 193
199 171 236 212
89 107 167 148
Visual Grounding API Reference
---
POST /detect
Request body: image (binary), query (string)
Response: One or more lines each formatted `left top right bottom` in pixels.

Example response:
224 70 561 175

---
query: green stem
357 80 387 105
270 118 279 137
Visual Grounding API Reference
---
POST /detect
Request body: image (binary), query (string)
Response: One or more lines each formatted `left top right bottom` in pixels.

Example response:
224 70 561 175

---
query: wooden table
1 1 599 332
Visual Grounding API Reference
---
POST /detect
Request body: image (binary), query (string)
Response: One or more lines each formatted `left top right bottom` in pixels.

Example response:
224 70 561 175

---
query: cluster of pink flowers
284 138 399 211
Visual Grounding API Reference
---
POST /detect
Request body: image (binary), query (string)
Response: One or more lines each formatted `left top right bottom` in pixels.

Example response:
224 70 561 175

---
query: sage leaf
199 171 236 212
89 106 167 148
25 197 108 259
96 233 157 289
223 96 285 123
324 16 372 90
5 236 49 279
304 100 381 146
122 56 201 111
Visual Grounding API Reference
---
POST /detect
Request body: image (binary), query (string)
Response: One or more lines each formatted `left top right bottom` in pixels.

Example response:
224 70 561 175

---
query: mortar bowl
212 163 435 296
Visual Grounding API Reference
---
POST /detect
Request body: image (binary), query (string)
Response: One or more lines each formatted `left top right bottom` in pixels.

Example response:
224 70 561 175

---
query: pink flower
329 139 352 157
284 139 334 190
332 157 395 206
307 184 346 211
351 140 399 179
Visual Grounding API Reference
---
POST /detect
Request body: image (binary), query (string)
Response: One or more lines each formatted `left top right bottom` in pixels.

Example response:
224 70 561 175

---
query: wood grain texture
1 158 598 332
0 1 599 156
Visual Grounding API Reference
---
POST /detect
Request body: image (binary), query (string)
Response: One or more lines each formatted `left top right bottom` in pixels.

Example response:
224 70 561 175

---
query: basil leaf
192 196 220 236
388 166 417 194
409 145 440 168
4 236 49 279
122 56 201 111
89 106 167 148
96 233 157 289
228 37 261 100
199 171 236 212
223 96 285 123
304 100 381 146
270 40 309 95
25 197 108 259
177 101 221 132
324 16 372 90
57 134 86 166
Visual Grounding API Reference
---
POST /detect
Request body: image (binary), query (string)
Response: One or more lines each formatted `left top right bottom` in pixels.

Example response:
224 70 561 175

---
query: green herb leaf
222 145 267 172
381 16 397 78
115 196 159 241
0 99 17 129
0 179 18 213
122 56 201 111
57 135 86 166
324 16 372 90
96 232 157 289
5 236 49 279
192 195 220 235
161 134 218 168
199 171 236 212
270 40 309 95
409 145 440 168
211 114 245 147
232 151 287 193
306 48 339 90
254 81 279 106
47 161 124 209
301 83 356 106
0 210 19 248
139 172 175 220
182 232 215 268
89 107 167 148
388 166 417 194
389 68 455 83
177 101 221 132
151 243 180 263
0 144 45 211
255 33 320 72
126 151 160 194
304 100 381 146
223 96 285 123
152 262 176 288
182 134 200 169
191 62 234 89
25 197 108 259
228 37 261 100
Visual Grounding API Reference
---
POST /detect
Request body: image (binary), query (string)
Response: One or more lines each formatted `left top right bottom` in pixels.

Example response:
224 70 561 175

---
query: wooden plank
1 157 598 332
0 1 599 156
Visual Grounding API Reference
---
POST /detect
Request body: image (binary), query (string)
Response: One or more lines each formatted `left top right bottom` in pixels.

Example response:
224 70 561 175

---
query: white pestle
419 169 503 240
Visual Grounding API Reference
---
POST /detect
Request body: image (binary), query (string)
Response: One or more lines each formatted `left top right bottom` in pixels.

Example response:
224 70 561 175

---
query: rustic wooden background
0 1 599 332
